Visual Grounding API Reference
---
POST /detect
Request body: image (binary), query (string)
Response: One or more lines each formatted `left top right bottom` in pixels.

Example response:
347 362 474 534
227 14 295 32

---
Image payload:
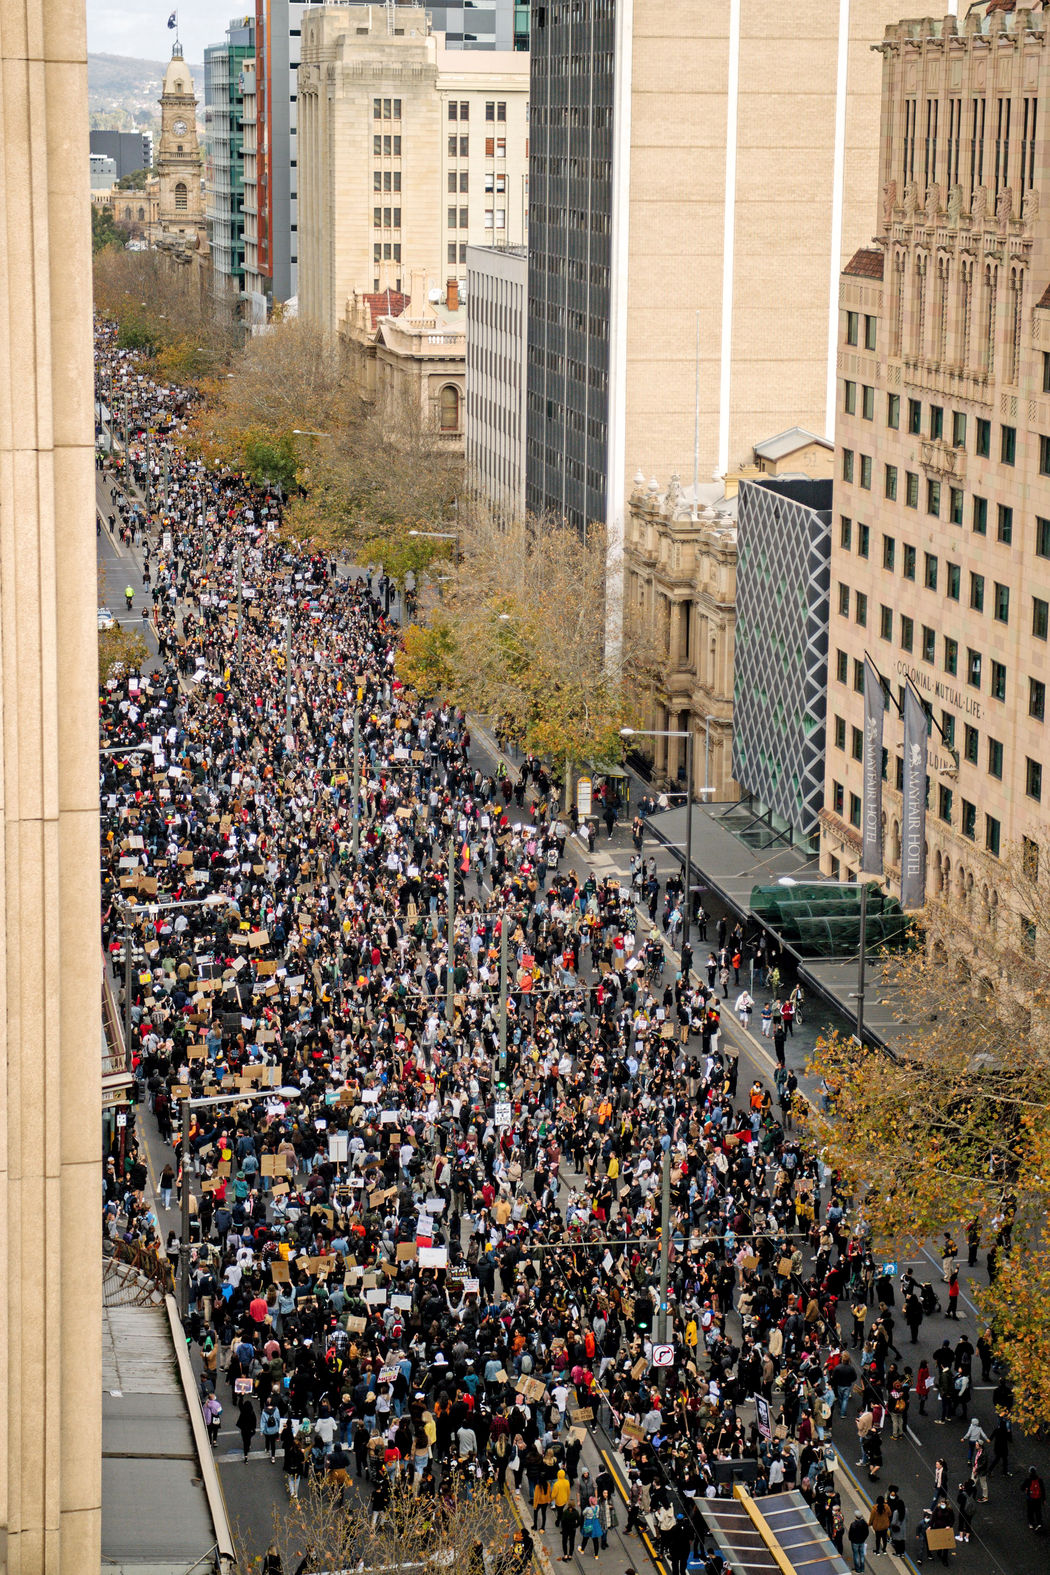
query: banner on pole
901 685 929 910
861 658 885 875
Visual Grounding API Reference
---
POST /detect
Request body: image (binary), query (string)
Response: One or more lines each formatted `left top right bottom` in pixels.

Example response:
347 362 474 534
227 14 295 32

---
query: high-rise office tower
824 1 1050 904
525 0 945 551
204 17 256 300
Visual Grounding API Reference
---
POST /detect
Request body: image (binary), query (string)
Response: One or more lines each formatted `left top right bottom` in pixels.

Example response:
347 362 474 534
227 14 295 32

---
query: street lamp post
621 726 702 963
179 1085 299 1317
351 704 361 861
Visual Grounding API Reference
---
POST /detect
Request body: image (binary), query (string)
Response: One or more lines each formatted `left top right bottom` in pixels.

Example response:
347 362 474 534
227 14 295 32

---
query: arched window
123 206 132 222
174 182 188 212
137 206 145 222
438 384 460 432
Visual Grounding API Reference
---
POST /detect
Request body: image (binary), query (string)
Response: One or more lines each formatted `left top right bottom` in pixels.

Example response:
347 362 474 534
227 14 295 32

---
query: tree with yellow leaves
808 844 1050 1430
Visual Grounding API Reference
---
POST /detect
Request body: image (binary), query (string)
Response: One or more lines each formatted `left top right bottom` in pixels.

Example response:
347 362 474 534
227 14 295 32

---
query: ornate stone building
625 473 739 802
823 2 1050 915
340 271 466 452
156 45 207 254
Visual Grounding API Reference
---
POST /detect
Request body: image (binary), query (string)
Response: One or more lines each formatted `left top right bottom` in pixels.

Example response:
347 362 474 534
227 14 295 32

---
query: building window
1001 424 1016 464
944 636 958 675
832 781 845 815
448 135 458 157
941 713 955 749
905 471 919 508
924 552 938 590
853 658 865 694
858 523 870 558
1028 758 1043 800
927 479 941 516
1040 435 1050 476
946 562 960 600
930 404 944 440
900 614 914 651
880 604 893 640
862 384 875 420
922 625 936 663
949 487 964 525
448 206 458 228
849 793 862 829
842 449 854 483
1031 677 1046 720
851 725 864 762
843 380 856 414
938 784 953 824
888 393 900 429
970 572 984 612
903 544 916 579
988 737 1004 779
855 591 867 627
962 799 977 840
837 583 850 617
883 535 896 570
1034 597 1049 640
835 649 848 683
1038 517 1050 558
990 660 1006 701
964 724 979 764
971 495 987 535
174 182 187 211
864 314 877 351
486 101 495 120
447 242 457 263
497 101 506 121
845 310 858 344
908 397 922 435
997 504 1013 544
839 516 852 550
834 716 846 749
377 98 385 118
860 454 872 490
952 410 967 448
967 649 982 688
885 464 898 500
986 815 1001 857
438 384 461 433
994 582 1010 623
459 136 468 156
976 417 991 457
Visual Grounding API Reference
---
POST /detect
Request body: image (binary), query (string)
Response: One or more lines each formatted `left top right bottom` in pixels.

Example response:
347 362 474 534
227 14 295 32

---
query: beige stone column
0 3 102 1571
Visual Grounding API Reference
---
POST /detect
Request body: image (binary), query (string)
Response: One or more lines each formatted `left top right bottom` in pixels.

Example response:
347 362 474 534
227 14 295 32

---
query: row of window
449 172 510 193
448 100 509 121
374 135 402 157
841 388 1031 465
446 137 509 159
830 777 1007 854
832 704 1043 801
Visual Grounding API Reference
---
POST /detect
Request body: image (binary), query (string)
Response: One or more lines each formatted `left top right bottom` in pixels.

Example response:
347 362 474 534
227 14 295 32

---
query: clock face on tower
173 119 187 136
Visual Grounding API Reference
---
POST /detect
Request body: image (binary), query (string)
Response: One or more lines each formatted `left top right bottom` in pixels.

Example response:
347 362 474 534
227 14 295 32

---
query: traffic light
634 1294 653 1332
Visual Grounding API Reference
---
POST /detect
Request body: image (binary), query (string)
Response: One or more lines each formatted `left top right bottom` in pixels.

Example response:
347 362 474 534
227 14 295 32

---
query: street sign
883 1261 898 1277
116 1112 128 1127
494 1101 513 1129
651 1343 674 1368
576 776 592 818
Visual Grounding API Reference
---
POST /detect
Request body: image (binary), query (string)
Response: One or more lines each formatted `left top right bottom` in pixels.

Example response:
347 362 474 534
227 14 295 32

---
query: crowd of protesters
96 322 1039 1568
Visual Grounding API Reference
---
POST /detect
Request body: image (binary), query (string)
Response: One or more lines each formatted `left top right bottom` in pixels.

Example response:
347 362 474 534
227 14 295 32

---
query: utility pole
351 705 361 861
123 913 134 1065
855 878 868 1044
498 909 508 1077
179 1097 192 1318
657 1143 672 1390
235 545 243 661
122 395 129 474
682 728 695 962
285 614 293 715
144 429 151 510
446 837 456 1032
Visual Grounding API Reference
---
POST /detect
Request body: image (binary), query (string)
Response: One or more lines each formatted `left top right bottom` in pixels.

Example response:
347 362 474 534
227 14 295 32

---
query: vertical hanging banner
900 684 929 910
861 659 885 875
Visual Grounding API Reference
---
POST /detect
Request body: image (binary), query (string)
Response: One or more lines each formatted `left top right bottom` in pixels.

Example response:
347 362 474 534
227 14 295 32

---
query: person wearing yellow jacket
551 1468 571 1527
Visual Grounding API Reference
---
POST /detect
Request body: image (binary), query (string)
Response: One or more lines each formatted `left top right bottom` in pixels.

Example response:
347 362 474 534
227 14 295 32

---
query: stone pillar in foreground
0 2 102 1570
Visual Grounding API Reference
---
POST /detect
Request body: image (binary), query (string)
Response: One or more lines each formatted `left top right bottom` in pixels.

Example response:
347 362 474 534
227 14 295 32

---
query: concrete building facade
297 4 529 337
733 477 833 846
254 0 306 304
466 242 527 518
822 2 1050 914
240 57 270 324
204 17 256 303
1 1 103 1566
341 270 466 448
525 0 949 559
89 129 153 180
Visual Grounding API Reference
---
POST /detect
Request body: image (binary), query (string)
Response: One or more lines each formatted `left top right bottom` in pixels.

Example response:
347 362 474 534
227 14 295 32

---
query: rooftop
752 426 833 462
843 247 884 281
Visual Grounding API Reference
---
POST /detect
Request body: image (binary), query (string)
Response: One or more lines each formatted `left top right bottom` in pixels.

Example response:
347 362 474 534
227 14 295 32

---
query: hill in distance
89 52 204 125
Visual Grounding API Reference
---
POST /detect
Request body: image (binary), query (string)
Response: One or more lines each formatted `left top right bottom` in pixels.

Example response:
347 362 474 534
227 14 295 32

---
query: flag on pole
860 657 885 875
168 11 178 29
900 684 929 910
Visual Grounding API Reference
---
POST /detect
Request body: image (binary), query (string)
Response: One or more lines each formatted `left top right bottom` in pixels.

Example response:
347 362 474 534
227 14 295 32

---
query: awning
700 1488 850 1575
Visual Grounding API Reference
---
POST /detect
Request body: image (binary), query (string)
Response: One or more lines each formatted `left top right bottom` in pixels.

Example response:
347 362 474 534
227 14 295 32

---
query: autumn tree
235 1466 520 1575
93 247 239 380
394 509 661 797
99 624 150 684
808 845 1050 1429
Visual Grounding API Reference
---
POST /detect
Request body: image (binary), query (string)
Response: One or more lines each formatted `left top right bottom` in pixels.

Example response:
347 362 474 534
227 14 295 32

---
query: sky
87 1 239 65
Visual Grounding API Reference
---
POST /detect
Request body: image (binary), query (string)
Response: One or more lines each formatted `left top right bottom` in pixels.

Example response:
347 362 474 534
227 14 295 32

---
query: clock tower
156 43 206 249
